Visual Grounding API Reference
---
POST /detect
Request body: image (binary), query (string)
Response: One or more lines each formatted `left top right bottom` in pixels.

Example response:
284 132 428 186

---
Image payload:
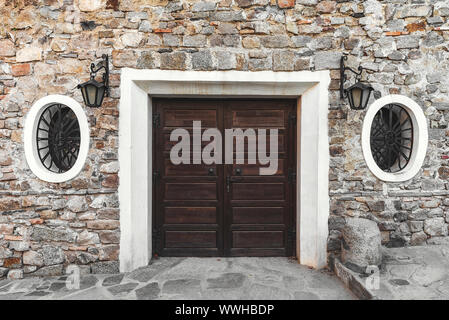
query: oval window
24 95 90 183
37 104 81 173
370 104 413 173
362 95 428 182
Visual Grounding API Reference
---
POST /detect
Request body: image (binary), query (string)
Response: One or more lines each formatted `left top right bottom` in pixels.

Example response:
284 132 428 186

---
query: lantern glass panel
87 84 98 106
361 87 371 109
350 87 362 109
80 86 87 105
96 85 106 107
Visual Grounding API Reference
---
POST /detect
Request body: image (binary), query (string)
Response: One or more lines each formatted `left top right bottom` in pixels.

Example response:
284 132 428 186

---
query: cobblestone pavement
368 245 449 300
0 258 354 300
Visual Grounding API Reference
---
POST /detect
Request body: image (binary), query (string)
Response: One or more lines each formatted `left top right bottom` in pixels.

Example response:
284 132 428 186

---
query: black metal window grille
370 104 413 173
36 104 81 173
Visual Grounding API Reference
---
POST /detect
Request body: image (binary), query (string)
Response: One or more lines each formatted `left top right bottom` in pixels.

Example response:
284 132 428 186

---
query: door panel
165 183 217 200
165 231 217 248
223 100 296 257
153 100 224 256
231 183 285 200
153 99 296 257
231 110 285 127
232 207 284 224
164 160 217 177
232 231 284 248
164 109 218 127
230 161 285 176
163 132 216 152
164 207 217 224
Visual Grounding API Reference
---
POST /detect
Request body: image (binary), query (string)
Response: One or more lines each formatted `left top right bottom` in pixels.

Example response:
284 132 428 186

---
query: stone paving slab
336 245 449 300
0 257 355 300
374 245 449 300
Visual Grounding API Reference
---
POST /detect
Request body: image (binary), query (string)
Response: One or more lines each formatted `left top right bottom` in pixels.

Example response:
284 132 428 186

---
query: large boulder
341 218 382 273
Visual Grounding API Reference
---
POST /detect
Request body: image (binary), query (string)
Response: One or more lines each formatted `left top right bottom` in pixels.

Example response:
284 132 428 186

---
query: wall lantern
77 54 109 108
340 55 374 110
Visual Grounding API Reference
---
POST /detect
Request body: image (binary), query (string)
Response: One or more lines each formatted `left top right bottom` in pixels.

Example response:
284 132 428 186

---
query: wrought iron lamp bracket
340 55 364 99
89 54 110 96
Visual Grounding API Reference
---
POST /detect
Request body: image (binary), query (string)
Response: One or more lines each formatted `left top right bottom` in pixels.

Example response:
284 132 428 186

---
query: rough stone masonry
0 0 449 279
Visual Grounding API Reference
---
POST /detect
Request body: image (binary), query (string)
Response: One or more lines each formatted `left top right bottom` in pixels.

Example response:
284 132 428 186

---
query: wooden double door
152 99 297 257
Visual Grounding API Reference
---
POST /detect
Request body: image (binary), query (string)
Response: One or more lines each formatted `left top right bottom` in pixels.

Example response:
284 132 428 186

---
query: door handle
226 176 241 193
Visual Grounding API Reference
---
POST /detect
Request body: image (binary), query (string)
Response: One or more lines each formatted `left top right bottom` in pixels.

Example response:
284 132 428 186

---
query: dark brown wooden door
223 100 296 257
153 99 297 257
153 99 224 256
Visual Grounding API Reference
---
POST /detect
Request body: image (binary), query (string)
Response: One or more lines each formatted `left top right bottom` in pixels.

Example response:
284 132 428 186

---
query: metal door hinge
288 168 296 184
152 227 161 256
289 113 297 127
153 113 160 128
153 170 160 184
288 230 296 245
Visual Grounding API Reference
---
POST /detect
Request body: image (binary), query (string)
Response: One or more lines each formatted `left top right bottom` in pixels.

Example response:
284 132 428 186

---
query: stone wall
0 0 448 278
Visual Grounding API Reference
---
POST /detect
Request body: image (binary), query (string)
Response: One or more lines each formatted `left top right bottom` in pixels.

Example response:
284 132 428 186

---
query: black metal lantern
78 54 109 108
340 55 374 110
345 81 374 111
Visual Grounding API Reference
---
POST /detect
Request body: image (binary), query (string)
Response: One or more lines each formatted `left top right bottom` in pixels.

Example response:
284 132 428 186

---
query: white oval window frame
361 94 428 182
24 95 90 183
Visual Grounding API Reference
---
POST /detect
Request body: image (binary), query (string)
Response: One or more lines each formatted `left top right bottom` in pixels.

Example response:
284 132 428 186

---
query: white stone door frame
118 69 330 273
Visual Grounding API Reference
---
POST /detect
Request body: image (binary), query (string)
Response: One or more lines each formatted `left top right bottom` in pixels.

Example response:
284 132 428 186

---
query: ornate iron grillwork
370 104 413 173
36 104 80 173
